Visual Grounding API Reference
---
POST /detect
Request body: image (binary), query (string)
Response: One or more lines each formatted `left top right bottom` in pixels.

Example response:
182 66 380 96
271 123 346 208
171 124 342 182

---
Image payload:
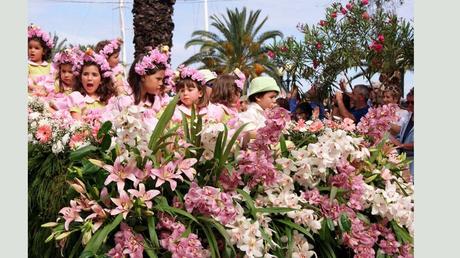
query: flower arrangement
99 38 123 58
35 97 413 258
73 48 113 78
28 24 54 48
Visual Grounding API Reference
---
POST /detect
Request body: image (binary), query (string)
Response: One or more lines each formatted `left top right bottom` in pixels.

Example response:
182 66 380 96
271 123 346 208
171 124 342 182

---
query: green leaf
70 145 97 161
356 212 371 225
201 223 219 258
144 241 159 258
236 189 257 218
221 123 247 163
390 220 413 244
97 121 112 139
376 249 385 258
99 134 112 152
285 226 294 257
316 240 336 258
275 219 313 240
155 204 199 224
338 213 351 232
198 216 236 256
365 174 379 183
80 214 123 258
148 95 179 150
255 207 297 214
147 216 159 249
329 186 338 203
280 134 289 157
326 218 335 231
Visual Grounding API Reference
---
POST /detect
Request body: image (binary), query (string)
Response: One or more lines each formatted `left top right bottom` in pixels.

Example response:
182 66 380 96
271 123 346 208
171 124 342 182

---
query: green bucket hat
248 76 280 98
199 69 217 84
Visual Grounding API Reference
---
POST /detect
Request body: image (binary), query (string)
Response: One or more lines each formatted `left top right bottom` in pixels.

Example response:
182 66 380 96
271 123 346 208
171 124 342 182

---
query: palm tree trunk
132 0 176 58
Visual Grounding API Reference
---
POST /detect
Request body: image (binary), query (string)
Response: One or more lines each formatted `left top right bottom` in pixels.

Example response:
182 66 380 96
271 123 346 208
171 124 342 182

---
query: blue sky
29 0 413 93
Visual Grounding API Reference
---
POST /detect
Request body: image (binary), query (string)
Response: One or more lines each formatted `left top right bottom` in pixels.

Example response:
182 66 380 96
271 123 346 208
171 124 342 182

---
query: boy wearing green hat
238 76 280 132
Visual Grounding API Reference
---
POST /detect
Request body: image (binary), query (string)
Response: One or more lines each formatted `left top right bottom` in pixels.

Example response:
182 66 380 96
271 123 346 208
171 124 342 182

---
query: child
67 49 116 120
172 66 208 122
52 47 83 95
208 74 243 123
238 76 280 132
28 24 54 95
383 84 410 136
199 69 217 98
95 38 127 95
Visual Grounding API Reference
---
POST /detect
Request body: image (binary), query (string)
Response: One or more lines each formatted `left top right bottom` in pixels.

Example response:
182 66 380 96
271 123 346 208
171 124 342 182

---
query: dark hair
28 36 52 61
95 40 120 57
248 91 278 103
276 98 290 110
210 74 241 106
176 78 208 108
295 102 313 120
342 93 351 110
74 61 116 104
127 54 166 105
55 62 75 93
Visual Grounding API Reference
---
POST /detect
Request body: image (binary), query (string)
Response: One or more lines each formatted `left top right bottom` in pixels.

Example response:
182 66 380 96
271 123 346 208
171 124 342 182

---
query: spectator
305 83 326 119
383 84 410 136
276 97 290 111
394 88 414 180
335 84 370 123
294 102 313 121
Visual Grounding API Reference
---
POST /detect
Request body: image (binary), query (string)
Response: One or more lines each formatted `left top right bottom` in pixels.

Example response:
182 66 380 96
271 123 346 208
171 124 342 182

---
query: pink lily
59 200 84 231
110 190 133 219
85 203 109 232
151 162 183 191
177 158 197 180
104 157 141 191
128 183 160 209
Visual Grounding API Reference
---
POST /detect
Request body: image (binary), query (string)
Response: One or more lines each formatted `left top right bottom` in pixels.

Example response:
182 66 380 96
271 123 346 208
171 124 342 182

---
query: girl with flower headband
172 65 209 123
120 47 173 112
207 73 243 123
52 47 83 95
95 38 128 95
67 49 116 120
28 24 54 95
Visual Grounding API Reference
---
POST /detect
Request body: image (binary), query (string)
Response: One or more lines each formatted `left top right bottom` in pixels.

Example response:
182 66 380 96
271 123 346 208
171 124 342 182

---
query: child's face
256 91 278 110
179 85 203 107
60 63 75 87
142 70 165 95
81 65 101 97
28 39 44 63
108 52 120 68
383 91 397 105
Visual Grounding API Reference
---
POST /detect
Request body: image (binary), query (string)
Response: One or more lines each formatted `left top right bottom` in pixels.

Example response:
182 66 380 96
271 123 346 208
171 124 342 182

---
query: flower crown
233 68 246 90
99 38 123 58
177 65 206 86
28 24 54 49
134 47 170 76
52 47 84 73
73 49 113 78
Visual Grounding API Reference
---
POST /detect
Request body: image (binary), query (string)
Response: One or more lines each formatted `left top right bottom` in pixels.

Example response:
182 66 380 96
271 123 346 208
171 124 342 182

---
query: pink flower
108 223 145 258
341 7 348 14
309 120 324 133
104 157 141 192
35 124 52 143
362 11 370 20
331 12 337 19
377 34 385 42
128 183 160 209
110 190 133 219
176 158 197 180
319 20 327 26
361 0 369 5
316 42 322 50
346 3 353 10
151 162 183 191
59 200 83 230
340 118 356 131
267 50 276 59
85 203 108 232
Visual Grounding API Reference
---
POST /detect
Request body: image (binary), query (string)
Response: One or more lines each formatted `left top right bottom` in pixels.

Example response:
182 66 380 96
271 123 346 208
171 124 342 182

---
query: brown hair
95 40 120 57
127 53 167 105
176 78 208 108
28 37 52 61
74 61 116 104
210 74 241 107
55 63 75 93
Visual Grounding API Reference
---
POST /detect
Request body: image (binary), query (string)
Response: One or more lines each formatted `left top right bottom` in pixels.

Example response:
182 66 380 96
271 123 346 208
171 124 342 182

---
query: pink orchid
104 157 141 192
177 158 197 180
151 162 183 191
35 124 52 143
59 200 84 230
128 183 160 209
110 190 133 219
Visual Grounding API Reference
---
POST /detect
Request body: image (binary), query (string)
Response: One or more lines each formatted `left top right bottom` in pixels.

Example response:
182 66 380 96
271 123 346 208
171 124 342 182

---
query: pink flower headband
73 49 112 78
233 68 246 91
99 38 123 58
28 24 54 49
177 65 206 86
52 47 84 74
134 47 170 76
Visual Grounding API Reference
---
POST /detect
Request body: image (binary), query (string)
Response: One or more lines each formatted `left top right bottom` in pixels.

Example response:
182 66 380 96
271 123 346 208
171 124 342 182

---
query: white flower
52 140 64 154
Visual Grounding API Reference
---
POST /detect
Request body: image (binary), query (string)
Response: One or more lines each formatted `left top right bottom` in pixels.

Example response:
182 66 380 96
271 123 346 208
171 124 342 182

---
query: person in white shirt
239 76 280 136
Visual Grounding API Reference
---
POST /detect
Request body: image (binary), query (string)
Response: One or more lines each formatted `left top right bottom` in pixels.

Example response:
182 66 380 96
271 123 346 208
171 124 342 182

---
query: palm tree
183 7 283 89
132 0 175 58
